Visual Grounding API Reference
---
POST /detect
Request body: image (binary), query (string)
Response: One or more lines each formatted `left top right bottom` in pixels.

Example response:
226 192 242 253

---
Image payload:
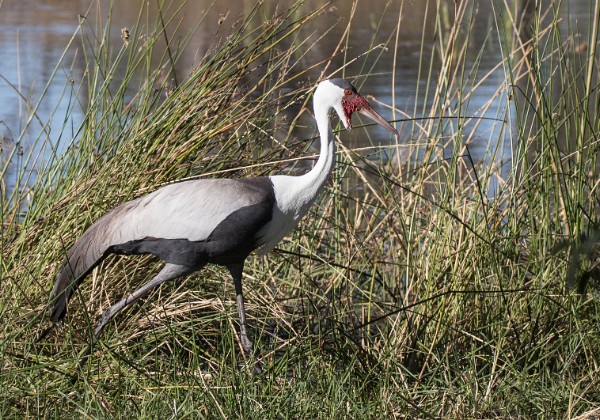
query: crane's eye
344 89 353 95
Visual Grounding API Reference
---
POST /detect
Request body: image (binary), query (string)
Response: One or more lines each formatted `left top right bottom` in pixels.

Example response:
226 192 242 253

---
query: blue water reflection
0 0 592 203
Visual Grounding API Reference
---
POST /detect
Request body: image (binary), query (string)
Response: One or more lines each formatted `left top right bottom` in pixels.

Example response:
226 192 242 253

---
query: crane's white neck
269 95 339 209
269 99 336 214
257 84 340 255
299 99 336 195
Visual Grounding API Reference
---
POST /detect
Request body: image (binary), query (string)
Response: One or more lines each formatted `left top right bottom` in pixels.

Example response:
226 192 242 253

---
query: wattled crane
48 78 398 359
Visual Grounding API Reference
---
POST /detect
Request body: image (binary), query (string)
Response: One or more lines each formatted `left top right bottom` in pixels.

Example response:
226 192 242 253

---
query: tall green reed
1 0 599 417
0 0 331 410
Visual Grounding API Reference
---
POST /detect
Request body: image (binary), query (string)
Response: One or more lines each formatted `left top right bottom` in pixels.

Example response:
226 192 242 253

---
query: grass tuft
1 0 599 417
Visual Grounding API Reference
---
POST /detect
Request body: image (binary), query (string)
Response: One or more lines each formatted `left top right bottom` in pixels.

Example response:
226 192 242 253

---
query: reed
1 0 599 417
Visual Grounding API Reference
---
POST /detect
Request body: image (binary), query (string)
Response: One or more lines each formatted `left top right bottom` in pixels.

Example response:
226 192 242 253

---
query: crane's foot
240 333 253 356
77 305 116 370
239 331 262 374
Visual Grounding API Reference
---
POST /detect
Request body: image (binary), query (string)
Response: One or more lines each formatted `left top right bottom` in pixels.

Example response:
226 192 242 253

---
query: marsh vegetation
1 0 599 417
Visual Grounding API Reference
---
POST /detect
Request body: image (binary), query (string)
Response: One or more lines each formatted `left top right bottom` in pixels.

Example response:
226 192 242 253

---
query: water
0 0 592 203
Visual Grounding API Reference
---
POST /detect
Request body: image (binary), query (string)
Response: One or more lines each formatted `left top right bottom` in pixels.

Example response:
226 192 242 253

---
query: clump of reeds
1 0 599 418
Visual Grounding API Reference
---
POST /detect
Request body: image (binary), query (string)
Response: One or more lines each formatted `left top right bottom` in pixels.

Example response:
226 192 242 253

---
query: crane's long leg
79 263 192 367
227 262 253 356
95 263 192 338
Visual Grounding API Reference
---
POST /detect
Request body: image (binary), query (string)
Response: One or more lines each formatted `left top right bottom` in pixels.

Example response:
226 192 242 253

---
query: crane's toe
240 332 253 355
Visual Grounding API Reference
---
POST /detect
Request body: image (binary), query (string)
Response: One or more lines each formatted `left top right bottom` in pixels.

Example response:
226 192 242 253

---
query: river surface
0 0 593 202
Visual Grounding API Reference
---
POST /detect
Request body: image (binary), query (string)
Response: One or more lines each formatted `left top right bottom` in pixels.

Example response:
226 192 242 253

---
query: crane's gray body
51 177 276 323
47 78 398 364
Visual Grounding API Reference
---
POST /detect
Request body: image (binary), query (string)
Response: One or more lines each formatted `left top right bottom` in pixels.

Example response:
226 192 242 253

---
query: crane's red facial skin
342 92 399 134
341 93 370 129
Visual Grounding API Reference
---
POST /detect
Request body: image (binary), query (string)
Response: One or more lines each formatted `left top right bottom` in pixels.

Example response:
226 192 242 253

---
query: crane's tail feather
50 242 106 323
50 262 94 323
49 218 117 323
49 199 140 324
50 260 75 323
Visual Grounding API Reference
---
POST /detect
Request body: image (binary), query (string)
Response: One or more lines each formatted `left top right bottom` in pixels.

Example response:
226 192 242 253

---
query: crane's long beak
358 104 398 135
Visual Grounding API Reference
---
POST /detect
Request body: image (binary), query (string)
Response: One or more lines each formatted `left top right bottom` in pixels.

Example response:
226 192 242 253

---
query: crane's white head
314 78 398 134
